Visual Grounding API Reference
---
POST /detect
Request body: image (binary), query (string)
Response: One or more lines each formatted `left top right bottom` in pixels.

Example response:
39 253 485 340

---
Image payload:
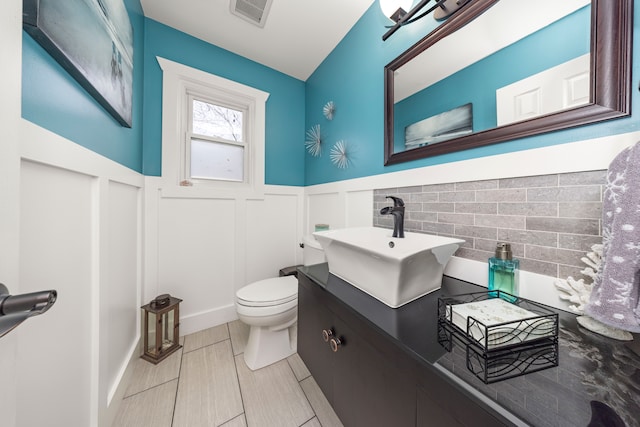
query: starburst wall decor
323 101 335 120
330 140 352 169
305 124 322 157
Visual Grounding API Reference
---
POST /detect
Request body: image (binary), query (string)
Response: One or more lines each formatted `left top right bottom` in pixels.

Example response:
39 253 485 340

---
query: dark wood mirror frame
384 0 633 166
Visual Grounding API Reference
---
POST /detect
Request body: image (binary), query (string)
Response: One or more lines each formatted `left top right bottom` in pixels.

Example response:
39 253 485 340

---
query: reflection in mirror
384 0 632 165
394 0 590 153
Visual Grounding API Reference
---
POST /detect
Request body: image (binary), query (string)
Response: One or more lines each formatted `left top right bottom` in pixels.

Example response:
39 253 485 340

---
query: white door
0 0 24 425
496 54 590 126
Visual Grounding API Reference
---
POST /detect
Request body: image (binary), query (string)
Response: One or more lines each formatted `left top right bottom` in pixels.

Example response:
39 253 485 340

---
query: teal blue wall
304 4 640 186
22 0 145 173
20 2 640 187
21 1 305 186
141 19 306 185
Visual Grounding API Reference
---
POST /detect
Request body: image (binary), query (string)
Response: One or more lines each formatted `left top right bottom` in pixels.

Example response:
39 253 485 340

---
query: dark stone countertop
298 263 640 427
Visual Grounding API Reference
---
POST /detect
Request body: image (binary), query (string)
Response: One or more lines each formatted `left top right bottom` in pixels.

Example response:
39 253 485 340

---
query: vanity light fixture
381 0 472 41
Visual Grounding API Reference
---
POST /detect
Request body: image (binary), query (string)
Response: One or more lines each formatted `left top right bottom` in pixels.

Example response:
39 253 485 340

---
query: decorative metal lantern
141 294 182 364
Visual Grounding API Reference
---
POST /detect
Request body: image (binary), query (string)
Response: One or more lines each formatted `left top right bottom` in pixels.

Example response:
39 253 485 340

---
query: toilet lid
236 276 298 307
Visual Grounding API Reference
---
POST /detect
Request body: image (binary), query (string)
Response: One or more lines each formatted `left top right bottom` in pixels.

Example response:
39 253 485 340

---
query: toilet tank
302 235 326 266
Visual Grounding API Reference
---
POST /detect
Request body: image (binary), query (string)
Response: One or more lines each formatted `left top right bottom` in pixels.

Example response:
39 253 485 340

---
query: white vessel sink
313 227 464 308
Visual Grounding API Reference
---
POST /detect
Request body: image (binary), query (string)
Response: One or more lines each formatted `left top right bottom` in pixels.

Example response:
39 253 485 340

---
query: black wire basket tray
438 291 559 384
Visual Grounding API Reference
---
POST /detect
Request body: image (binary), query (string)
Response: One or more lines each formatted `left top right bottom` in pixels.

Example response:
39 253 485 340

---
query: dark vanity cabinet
297 269 507 427
298 271 415 426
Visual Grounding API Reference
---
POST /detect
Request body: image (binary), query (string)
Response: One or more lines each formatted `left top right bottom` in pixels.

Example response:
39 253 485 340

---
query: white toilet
236 235 325 370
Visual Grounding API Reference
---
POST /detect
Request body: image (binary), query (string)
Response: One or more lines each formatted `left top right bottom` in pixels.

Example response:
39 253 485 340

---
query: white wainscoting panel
146 184 305 336
19 121 144 427
246 193 301 285
18 160 95 427
345 190 374 227
306 192 342 233
105 181 141 403
158 197 237 333
304 189 373 235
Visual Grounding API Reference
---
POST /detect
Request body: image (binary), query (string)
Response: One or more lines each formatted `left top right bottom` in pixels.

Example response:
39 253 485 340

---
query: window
158 57 269 195
188 96 246 182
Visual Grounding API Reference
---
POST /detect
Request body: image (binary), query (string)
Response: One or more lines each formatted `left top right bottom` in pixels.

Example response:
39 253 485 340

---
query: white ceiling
140 0 376 81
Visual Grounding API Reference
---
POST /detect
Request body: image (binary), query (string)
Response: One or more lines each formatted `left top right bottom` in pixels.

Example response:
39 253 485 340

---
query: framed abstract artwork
23 0 134 127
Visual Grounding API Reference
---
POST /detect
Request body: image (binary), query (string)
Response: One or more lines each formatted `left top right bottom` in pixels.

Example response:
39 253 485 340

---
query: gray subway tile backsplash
437 212 475 226
422 183 455 192
558 202 602 219
557 234 602 251
474 214 525 229
499 175 558 188
439 190 476 202
374 170 605 279
497 229 558 247
455 180 498 191
455 202 497 214
498 202 557 216
527 186 601 202
525 217 600 235
422 202 456 213
476 188 527 202
558 170 606 186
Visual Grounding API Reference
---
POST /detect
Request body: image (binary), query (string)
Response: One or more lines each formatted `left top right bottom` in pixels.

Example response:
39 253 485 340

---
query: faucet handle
385 196 405 207
380 206 392 215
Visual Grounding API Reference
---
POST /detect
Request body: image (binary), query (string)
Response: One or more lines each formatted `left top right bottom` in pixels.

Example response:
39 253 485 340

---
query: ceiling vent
230 0 273 28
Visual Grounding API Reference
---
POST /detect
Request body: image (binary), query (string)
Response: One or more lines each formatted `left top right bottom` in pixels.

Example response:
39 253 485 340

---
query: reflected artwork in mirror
384 0 632 165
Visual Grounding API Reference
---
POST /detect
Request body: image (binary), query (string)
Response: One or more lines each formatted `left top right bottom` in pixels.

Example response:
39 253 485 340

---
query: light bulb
379 0 413 21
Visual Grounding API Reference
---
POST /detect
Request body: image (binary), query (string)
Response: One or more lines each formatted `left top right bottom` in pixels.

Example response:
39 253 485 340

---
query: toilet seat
236 276 297 307
236 298 297 318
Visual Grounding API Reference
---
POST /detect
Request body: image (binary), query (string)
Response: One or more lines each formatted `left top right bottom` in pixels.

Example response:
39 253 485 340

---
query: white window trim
158 56 269 197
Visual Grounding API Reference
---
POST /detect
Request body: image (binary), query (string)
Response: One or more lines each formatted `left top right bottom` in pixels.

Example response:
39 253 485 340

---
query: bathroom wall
5 1 640 425
373 170 604 281
302 2 640 307
140 19 307 334
12 1 146 426
21 0 145 173
143 178 304 335
304 3 640 186
17 122 144 427
141 18 306 185
304 131 639 309
15 6 308 425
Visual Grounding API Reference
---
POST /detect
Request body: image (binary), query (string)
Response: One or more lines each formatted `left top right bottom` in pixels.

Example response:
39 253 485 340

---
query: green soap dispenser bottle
488 242 519 301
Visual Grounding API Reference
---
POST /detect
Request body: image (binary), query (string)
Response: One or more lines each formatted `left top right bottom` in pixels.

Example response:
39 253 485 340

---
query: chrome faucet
380 196 405 238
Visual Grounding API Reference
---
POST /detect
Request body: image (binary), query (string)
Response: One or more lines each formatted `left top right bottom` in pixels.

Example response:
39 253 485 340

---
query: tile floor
113 320 343 427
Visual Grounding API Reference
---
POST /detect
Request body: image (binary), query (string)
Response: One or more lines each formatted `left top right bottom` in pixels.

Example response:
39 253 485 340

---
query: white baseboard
101 338 141 427
180 304 238 336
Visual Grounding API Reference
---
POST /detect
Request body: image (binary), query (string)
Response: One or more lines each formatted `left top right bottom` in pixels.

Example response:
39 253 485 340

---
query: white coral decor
555 244 633 341
554 244 602 314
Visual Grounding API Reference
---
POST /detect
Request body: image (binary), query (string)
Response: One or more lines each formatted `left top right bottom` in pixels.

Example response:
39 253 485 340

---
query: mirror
384 0 632 165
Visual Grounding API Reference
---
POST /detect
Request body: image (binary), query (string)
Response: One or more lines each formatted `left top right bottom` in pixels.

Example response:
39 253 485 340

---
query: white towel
585 143 640 332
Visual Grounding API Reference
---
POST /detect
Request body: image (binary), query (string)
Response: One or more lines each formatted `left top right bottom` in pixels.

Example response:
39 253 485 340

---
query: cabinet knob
322 328 334 342
330 337 342 352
